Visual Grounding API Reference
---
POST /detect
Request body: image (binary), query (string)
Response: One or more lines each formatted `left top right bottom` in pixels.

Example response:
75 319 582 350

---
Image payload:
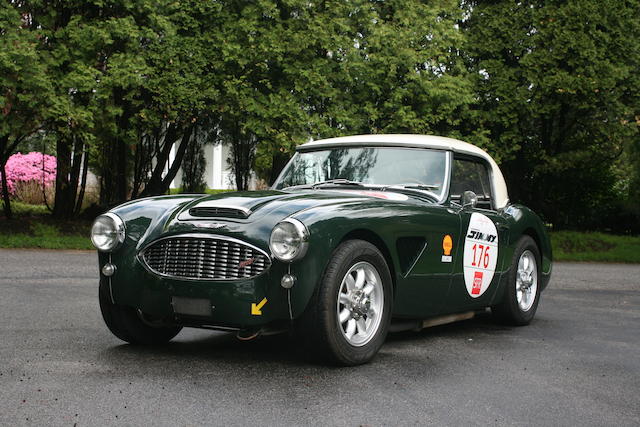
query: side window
450 158 493 209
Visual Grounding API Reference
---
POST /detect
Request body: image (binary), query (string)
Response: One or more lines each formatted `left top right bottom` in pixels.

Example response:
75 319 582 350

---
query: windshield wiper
382 184 439 201
392 184 439 191
311 179 366 189
282 179 366 191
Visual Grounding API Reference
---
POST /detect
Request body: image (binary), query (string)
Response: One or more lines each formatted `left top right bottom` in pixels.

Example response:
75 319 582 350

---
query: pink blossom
0 152 57 195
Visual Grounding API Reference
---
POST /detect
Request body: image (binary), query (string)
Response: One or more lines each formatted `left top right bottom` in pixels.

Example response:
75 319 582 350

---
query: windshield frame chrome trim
273 146 452 204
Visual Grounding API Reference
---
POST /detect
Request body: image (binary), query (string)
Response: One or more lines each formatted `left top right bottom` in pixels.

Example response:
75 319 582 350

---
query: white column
168 143 176 189
213 143 223 189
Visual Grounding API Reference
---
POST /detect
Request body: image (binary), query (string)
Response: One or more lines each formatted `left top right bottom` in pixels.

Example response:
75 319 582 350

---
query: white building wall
168 142 235 191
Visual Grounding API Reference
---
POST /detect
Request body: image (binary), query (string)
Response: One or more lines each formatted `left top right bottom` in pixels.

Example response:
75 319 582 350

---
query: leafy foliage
1 0 638 232
464 0 640 229
0 3 53 218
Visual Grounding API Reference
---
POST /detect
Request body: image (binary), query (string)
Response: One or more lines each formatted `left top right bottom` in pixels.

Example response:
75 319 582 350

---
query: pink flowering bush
0 152 57 204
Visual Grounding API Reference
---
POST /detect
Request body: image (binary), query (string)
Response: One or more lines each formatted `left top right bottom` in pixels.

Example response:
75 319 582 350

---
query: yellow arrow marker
251 298 268 316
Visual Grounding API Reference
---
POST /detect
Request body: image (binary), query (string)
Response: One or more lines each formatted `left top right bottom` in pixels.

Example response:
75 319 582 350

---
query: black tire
99 280 182 345
492 235 541 325
298 240 393 366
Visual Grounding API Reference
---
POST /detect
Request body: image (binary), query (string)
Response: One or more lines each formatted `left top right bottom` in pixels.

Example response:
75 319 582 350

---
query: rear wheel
492 236 541 325
299 240 392 365
99 280 182 344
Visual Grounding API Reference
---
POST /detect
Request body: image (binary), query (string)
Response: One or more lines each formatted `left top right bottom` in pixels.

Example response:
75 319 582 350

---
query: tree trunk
158 123 195 191
230 121 253 191
53 134 73 219
140 123 194 197
269 150 290 185
53 134 86 219
140 123 179 196
0 159 12 220
115 134 128 202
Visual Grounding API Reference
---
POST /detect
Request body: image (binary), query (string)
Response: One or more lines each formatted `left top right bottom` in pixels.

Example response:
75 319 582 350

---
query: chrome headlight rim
269 218 309 262
91 212 126 252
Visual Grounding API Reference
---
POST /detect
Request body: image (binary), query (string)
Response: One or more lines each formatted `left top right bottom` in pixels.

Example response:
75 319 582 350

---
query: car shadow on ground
98 311 522 370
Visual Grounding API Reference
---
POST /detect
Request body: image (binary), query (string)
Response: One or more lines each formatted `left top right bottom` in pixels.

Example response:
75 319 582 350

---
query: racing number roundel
463 213 498 298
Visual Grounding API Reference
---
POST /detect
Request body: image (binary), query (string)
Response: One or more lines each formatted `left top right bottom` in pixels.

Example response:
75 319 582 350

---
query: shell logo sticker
441 234 453 263
463 213 498 298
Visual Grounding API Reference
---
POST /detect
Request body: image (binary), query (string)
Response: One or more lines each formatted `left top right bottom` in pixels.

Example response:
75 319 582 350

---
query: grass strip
550 231 640 263
0 222 93 250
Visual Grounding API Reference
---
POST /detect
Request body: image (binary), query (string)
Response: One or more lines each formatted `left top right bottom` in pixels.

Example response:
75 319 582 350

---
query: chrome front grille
140 235 271 281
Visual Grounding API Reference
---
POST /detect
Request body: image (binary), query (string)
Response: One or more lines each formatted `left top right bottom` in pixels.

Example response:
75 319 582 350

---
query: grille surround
139 234 271 281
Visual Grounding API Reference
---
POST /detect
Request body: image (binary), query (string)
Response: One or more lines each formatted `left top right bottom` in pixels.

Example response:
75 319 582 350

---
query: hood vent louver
188 207 249 219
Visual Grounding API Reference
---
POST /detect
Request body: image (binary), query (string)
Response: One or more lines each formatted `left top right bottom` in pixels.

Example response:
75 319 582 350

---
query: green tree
464 0 640 229
0 3 52 219
244 0 475 185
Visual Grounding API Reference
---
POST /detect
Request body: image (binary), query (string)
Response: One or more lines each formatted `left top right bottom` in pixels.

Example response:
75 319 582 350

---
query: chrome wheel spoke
363 283 374 296
339 308 351 324
339 293 351 306
368 306 376 318
354 268 365 289
356 318 367 335
345 318 356 339
345 274 356 291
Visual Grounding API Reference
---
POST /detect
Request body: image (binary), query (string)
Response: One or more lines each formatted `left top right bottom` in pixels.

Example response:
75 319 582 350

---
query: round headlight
269 218 309 262
91 213 126 252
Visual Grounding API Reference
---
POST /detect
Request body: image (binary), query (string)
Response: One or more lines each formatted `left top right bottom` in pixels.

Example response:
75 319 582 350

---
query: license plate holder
171 296 213 317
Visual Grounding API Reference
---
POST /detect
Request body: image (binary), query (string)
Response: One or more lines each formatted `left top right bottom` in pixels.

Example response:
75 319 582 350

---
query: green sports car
91 134 552 365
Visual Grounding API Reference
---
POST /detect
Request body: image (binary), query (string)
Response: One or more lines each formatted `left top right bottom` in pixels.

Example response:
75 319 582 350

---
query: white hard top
298 134 510 209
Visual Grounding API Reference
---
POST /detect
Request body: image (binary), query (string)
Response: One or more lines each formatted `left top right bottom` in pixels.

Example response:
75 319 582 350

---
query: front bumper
99 251 292 329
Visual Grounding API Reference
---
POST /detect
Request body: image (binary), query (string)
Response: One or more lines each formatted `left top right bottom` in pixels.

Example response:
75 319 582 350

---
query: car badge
238 258 256 269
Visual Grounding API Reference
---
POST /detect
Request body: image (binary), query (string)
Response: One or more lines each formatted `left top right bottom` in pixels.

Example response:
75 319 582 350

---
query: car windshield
273 146 448 200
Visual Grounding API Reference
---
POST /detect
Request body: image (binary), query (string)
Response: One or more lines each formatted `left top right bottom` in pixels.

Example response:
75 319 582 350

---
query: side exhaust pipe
389 311 476 333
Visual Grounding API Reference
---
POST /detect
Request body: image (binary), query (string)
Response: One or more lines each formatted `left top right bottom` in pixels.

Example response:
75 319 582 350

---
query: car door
445 155 510 312
392 203 461 318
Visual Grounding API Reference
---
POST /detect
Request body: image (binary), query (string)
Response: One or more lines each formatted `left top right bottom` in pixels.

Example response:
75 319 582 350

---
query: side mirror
462 191 478 209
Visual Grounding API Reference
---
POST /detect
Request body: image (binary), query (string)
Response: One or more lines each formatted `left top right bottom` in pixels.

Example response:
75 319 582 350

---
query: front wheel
492 236 541 325
99 280 182 345
298 240 393 365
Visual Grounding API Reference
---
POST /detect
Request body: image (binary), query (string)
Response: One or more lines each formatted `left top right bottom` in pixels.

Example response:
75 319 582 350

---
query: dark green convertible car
91 134 552 365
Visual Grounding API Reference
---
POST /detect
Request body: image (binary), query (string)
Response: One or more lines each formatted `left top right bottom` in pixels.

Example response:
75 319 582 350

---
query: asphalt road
0 249 639 426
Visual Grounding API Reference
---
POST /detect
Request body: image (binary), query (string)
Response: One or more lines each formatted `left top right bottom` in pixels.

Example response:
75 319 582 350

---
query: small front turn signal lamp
101 263 117 277
281 274 296 289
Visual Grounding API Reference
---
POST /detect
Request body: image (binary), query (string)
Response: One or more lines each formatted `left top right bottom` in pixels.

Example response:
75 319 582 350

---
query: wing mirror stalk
462 191 478 209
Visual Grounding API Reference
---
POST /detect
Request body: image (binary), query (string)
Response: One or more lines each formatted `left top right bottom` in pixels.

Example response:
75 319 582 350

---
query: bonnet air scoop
188 206 250 219
176 191 287 221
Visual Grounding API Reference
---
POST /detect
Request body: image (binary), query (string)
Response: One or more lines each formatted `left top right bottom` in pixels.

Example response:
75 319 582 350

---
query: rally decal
462 213 498 298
